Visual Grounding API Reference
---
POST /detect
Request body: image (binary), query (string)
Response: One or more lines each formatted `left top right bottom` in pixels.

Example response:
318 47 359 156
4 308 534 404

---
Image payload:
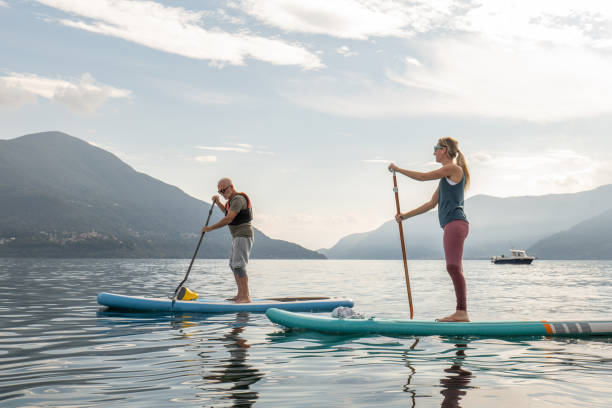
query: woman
388 137 470 322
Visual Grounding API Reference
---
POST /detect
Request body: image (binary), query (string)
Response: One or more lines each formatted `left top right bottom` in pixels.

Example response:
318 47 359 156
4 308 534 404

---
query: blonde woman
389 137 470 322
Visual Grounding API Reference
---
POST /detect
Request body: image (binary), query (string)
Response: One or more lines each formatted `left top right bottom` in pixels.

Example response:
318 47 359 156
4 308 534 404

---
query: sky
2 0 612 250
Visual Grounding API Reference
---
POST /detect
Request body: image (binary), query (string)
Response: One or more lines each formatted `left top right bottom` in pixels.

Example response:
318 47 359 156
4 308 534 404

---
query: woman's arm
397 188 439 221
389 163 460 182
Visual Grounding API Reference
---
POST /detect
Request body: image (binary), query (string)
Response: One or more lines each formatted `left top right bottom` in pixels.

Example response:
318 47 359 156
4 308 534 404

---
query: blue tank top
437 175 468 228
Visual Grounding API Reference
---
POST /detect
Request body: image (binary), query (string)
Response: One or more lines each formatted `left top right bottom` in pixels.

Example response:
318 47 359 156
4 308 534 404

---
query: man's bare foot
226 296 238 301
437 310 470 322
234 297 251 304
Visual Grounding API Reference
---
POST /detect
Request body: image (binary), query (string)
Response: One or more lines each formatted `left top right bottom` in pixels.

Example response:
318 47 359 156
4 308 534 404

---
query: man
202 178 254 303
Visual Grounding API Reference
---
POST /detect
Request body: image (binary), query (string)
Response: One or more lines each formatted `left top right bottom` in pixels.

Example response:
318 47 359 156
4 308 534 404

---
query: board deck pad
265 308 612 337
97 292 354 313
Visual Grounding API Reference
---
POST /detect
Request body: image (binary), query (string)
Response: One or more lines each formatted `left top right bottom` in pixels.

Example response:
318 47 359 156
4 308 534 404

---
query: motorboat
491 249 536 264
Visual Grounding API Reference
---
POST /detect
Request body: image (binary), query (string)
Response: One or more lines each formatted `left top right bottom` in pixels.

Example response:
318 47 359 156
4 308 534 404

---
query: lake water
1 258 612 407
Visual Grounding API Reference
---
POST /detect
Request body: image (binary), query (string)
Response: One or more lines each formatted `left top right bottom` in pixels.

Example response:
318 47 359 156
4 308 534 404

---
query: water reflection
401 338 420 406
439 343 474 408
199 313 263 407
96 310 264 407
403 341 474 408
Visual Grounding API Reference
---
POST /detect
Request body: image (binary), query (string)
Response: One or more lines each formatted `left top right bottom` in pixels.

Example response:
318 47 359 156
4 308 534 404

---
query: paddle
172 197 217 299
391 169 414 319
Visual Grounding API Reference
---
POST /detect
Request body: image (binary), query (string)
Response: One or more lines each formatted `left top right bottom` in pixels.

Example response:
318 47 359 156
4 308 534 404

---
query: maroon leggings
443 220 469 311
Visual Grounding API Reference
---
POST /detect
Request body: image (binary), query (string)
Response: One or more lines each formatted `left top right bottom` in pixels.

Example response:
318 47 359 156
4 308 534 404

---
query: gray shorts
229 236 253 271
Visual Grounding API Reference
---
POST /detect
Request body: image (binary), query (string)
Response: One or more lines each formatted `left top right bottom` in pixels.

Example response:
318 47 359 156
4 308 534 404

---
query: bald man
202 178 254 303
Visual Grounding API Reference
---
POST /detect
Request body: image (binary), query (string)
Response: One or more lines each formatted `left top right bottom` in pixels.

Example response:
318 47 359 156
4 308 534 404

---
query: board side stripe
552 323 566 334
566 322 579 333
543 323 553 334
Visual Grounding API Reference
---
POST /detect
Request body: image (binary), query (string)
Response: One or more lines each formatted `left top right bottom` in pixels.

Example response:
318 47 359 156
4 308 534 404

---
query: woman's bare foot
437 310 470 322
234 297 251 304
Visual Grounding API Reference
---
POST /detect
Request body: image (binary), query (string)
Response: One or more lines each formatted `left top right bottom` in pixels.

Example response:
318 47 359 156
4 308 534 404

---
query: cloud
468 152 493 165
241 0 612 50
239 1 612 121
464 2 612 49
337 45 357 57
362 157 389 163
280 36 612 121
0 81 38 108
404 57 422 67
195 143 274 155
195 155 217 163
470 149 612 196
0 1 8 7
240 0 463 40
196 145 250 153
0 72 130 113
36 0 323 69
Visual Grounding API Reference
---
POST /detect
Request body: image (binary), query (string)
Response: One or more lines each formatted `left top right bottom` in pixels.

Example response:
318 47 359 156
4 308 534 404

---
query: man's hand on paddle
395 213 405 223
388 163 399 172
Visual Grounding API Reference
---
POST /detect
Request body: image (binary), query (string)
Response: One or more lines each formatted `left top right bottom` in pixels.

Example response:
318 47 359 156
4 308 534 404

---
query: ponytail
439 137 470 190
456 150 470 190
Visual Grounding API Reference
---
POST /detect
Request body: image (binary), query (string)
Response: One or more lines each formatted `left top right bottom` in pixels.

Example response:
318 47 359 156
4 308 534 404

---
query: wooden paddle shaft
392 170 414 319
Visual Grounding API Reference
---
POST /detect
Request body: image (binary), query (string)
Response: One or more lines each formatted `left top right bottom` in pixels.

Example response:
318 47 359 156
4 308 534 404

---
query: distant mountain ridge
322 184 612 260
0 131 324 259
529 208 612 259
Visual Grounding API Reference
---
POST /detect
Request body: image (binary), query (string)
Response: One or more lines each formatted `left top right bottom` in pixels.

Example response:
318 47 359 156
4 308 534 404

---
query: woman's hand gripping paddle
391 169 414 319
172 197 217 300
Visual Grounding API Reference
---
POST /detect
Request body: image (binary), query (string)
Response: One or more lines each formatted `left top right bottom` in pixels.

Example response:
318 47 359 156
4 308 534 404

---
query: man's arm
202 210 237 233
215 200 225 212
210 194 225 212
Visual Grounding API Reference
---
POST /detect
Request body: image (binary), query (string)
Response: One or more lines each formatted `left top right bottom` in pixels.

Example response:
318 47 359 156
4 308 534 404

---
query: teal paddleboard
97 292 354 314
266 308 612 337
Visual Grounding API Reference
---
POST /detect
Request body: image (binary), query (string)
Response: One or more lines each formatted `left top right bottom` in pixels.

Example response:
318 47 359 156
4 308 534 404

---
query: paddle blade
177 286 199 301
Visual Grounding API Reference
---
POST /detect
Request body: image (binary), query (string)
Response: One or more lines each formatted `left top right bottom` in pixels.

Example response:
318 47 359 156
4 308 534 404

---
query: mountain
324 185 612 259
320 213 442 259
528 208 612 259
0 131 324 259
